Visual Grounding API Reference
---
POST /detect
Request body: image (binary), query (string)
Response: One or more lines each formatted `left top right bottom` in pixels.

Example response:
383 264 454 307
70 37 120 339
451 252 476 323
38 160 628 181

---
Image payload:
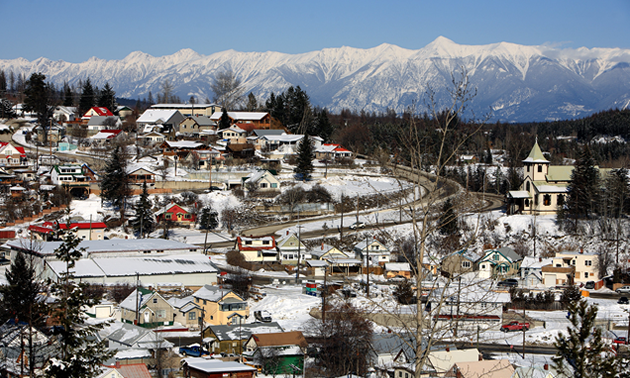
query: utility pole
295 211 302 282
199 307 205 349
135 272 140 325
365 233 370 298
322 265 328 322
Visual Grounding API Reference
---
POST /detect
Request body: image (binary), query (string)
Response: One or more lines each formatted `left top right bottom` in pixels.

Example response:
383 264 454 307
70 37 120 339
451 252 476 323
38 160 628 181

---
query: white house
243 170 280 192
541 250 600 287
276 232 308 264
353 239 391 266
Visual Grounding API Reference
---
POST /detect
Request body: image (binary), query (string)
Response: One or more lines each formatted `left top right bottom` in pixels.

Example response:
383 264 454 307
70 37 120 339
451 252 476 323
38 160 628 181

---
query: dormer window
538 165 542 173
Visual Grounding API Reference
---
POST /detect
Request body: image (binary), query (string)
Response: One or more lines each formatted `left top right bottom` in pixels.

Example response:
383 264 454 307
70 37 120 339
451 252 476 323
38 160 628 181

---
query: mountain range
3 36 630 122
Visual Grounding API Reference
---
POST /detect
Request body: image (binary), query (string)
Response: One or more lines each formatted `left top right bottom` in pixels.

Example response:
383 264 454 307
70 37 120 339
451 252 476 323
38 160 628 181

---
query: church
506 141 611 215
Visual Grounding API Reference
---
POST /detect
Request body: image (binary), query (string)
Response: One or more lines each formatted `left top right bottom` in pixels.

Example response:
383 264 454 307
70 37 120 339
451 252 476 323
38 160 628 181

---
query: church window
538 165 542 172
543 194 551 206
527 165 530 172
534 195 538 206
557 195 564 207
526 182 530 191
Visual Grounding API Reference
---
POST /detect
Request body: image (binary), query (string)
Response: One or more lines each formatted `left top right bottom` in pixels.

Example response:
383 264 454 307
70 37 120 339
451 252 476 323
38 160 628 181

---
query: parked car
613 337 628 345
179 345 209 357
618 296 629 305
616 286 630 294
498 279 519 287
501 321 530 332
584 281 595 289
349 222 366 230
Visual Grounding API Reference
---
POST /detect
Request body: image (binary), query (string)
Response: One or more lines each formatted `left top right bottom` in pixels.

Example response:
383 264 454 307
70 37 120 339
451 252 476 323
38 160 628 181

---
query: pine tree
565 145 600 224
294 134 314 180
97 82 117 115
553 299 622 378
129 181 155 237
0 98 16 119
439 198 458 235
45 230 114 378
0 69 6 93
62 82 74 107
246 92 258 111
0 250 45 325
199 206 219 230
219 107 231 129
100 146 131 225
23 72 52 143
78 78 96 116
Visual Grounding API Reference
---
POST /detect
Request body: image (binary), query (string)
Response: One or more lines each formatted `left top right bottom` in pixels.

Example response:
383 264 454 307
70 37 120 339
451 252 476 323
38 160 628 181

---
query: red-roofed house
0 142 27 168
83 107 114 120
154 203 196 225
98 363 152 378
236 236 278 262
28 221 107 241
315 144 353 160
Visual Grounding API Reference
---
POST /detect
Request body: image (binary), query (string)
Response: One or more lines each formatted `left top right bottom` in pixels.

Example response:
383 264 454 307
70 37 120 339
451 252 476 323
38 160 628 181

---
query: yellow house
193 285 249 325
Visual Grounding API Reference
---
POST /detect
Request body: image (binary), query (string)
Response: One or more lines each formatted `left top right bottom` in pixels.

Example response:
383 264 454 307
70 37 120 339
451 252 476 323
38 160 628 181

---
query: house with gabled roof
126 165 157 183
97 363 152 378
203 322 284 354
120 288 176 328
179 115 217 136
154 202 196 225
210 111 272 128
0 141 27 168
183 358 257 378
138 131 166 146
441 249 482 278
276 232 308 264
82 106 114 120
218 125 248 144
137 109 185 134
0 319 60 376
315 143 353 160
236 236 278 262
50 163 97 197
244 331 307 375
28 220 107 241
99 321 173 351
353 239 391 266
242 169 280 192
89 129 123 146
86 116 122 135
310 243 349 260
477 247 522 279
168 295 202 330
193 285 249 326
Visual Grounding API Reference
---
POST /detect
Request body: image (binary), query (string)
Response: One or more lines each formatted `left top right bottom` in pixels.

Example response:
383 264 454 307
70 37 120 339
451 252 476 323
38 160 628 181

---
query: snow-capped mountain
3 36 630 122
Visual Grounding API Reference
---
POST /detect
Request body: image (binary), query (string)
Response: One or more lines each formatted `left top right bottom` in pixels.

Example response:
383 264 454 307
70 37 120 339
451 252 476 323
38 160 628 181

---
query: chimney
286 230 289 235
539 257 542 262
321 242 324 250
580 248 584 254
445 346 449 352
544 364 548 370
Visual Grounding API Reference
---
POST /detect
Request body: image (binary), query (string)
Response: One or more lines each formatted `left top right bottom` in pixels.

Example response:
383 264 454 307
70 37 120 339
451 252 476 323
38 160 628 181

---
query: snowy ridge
3 37 630 121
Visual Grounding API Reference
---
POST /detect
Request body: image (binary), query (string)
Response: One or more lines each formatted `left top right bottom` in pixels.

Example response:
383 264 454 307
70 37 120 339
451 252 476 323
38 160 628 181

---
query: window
399 372 402 378
538 165 543 172
585 260 592 266
188 312 196 320
157 309 166 318
260 183 268 188
196 298 199 303
271 183 278 188
543 194 551 206
557 195 565 207
526 182 530 191
184 214 191 219
153 298 158 304
493 254 499 261
534 195 538 206
262 240 270 245
527 165 530 172
245 240 252 245
572 260 576 266
165 214 172 219
585 272 589 278
525 199 530 207
481 265 486 269
462 261 471 268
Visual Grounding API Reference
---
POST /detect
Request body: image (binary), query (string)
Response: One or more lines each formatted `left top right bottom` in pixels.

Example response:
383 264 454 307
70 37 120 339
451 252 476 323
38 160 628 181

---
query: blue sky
2 0 629 62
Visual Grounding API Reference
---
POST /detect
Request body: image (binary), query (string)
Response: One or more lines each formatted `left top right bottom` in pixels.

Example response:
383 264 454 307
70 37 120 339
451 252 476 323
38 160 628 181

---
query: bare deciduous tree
211 70 244 110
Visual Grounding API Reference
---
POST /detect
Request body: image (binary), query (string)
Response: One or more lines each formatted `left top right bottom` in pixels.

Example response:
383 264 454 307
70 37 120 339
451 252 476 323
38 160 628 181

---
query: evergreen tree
0 69 6 93
294 134 314 180
97 82 117 115
439 198 458 235
0 251 45 325
199 206 219 230
8 70 15 94
245 92 258 111
553 299 623 378
78 78 96 116
565 145 600 223
129 181 155 237
602 168 629 218
313 107 334 142
219 107 231 129
45 230 114 378
23 72 52 143
100 146 131 225
147 91 154 105
0 98 17 119
62 82 74 107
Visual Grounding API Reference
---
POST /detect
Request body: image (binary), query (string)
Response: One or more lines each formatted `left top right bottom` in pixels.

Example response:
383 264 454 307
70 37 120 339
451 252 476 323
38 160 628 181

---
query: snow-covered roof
45 254 218 279
184 358 257 373
4 238 200 256
523 141 549 163
533 182 569 193
305 260 328 267
137 109 181 124
385 263 411 271
209 322 284 342
194 284 240 302
164 140 204 149
209 111 268 121
507 190 530 199
521 256 553 269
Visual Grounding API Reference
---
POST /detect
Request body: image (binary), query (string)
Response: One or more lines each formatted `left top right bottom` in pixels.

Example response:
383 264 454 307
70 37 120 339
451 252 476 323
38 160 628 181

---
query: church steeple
523 138 549 164
523 138 549 182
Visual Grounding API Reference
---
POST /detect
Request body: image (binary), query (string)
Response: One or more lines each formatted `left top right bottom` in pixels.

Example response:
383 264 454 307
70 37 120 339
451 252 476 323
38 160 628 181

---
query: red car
613 337 628 345
501 321 530 332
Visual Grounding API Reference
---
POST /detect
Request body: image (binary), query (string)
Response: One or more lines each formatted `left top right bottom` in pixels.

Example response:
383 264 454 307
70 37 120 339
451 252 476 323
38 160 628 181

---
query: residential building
218 125 248 144
314 143 353 160
138 131 166 146
444 359 514 378
126 165 157 183
179 116 217 135
50 163 97 197
541 250 600 287
99 321 173 352
210 111 272 128
136 109 185 133
169 296 203 330
243 331 308 375
150 103 221 117
97 363 152 378
385 263 412 279
276 232 308 264
440 249 481 278
0 319 60 376
477 247 522 279
53 105 78 122
194 285 249 326
82 106 114 120
86 116 122 135
120 288 175 327
242 169 280 192
154 202 196 225
203 322 284 354
28 220 107 241
236 236 278 262
0 142 27 168
353 239 391 266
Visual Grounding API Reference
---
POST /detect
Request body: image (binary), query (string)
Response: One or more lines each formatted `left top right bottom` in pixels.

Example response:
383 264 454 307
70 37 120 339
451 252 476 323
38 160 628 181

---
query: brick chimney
544 364 548 370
